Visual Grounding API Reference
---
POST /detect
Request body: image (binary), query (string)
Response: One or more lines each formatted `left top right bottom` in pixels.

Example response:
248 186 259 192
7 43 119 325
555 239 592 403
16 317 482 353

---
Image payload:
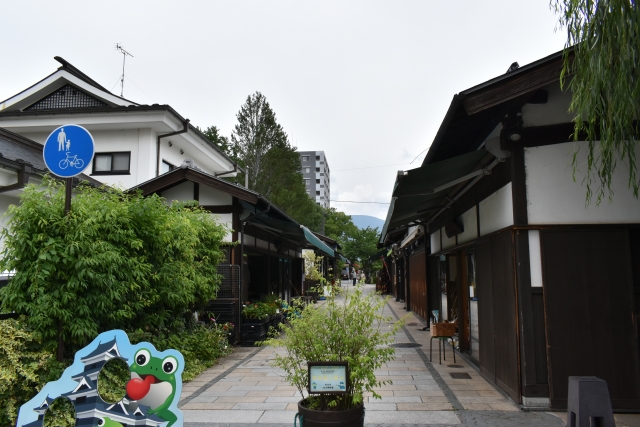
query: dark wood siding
540 229 640 410
476 238 496 381
531 288 549 394
428 256 441 322
476 231 520 402
630 229 640 354
409 251 428 321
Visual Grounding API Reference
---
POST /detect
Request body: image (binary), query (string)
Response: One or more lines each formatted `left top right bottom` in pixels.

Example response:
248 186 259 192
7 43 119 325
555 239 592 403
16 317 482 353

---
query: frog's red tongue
126 375 157 400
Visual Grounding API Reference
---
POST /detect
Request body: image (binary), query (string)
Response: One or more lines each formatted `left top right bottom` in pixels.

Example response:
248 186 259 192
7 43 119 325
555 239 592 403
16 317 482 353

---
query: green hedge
0 319 233 427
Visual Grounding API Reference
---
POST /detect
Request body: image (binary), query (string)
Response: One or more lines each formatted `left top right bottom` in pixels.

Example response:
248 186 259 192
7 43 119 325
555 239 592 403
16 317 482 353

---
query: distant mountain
351 215 384 231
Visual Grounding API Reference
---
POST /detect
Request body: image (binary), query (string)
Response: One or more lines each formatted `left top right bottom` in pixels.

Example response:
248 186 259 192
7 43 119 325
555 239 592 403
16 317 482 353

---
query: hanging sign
43 124 95 178
308 361 348 394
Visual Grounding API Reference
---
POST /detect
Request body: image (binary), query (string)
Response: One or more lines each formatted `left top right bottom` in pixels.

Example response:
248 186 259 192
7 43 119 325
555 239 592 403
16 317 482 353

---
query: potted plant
263 285 404 426
242 302 272 345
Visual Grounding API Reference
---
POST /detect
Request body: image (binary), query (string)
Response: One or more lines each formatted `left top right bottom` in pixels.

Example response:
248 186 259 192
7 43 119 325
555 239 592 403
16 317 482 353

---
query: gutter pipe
156 119 190 177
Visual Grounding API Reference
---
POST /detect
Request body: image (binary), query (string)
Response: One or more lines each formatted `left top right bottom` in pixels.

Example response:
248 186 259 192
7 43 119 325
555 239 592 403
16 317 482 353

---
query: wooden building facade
380 50 640 409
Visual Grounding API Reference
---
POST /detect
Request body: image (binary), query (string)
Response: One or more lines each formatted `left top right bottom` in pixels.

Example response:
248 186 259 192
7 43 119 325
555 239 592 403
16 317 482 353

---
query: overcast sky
0 1 566 219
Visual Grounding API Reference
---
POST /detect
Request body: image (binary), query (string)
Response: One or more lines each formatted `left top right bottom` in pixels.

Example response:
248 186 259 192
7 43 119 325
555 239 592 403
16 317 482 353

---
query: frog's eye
97 417 105 426
135 349 151 366
162 356 178 374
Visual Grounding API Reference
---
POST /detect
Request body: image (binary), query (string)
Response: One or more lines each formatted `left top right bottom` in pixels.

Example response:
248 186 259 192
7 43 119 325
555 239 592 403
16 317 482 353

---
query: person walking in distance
351 269 357 286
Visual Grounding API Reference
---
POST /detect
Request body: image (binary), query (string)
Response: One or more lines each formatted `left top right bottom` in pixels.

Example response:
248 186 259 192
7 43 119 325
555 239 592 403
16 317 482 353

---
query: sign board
308 361 348 394
43 124 95 178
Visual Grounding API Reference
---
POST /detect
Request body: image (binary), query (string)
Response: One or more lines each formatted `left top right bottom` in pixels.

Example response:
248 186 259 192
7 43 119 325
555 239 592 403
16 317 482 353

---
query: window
316 155 320 160
316 191 320 195
320 185 324 188
160 160 175 174
304 167 310 173
93 152 130 174
304 178 310 185
320 173 324 176
315 167 320 172
302 156 309 162
320 161 324 164
316 179 320 184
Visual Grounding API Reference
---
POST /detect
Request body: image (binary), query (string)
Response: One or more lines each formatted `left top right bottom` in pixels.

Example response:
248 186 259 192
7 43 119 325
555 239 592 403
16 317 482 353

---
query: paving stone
229 385 277 391
233 402 288 410
396 402 453 411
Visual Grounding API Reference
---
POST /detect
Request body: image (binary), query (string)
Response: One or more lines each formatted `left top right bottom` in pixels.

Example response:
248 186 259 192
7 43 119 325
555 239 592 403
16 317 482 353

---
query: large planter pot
297 401 364 427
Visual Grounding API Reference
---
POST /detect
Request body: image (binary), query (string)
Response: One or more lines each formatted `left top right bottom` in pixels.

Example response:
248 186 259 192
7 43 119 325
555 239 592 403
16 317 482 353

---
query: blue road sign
43 124 95 178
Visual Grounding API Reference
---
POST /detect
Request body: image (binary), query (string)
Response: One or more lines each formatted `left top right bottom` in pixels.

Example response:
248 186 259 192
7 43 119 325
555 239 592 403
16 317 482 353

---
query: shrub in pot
263 285 404 426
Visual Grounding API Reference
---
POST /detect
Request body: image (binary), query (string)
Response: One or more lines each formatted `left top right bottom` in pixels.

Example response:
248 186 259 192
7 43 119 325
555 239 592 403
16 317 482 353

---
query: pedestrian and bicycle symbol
43 124 95 178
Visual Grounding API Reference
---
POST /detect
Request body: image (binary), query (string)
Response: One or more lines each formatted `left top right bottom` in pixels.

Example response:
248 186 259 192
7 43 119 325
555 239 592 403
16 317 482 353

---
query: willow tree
551 0 640 204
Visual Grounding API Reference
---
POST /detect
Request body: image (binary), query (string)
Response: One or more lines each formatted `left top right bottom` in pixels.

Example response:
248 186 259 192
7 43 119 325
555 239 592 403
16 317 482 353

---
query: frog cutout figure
16 330 184 427
126 348 180 426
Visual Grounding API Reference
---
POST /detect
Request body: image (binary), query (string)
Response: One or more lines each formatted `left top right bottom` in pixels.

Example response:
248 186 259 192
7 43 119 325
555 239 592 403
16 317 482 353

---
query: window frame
92 151 131 175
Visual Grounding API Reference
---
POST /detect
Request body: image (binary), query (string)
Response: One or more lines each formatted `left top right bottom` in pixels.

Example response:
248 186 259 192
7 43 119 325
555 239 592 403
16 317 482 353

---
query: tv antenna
115 43 134 97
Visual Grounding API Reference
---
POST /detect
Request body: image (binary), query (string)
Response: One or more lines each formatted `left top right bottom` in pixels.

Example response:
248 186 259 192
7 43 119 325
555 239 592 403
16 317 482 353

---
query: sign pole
43 124 95 362
65 178 72 215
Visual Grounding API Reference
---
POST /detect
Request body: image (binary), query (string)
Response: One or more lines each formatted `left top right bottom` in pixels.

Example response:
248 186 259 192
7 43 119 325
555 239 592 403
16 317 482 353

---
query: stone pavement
178 282 636 426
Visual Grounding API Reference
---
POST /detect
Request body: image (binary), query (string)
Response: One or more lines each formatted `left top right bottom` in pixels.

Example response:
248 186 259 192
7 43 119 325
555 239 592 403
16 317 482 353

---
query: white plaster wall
212 213 233 242
244 235 255 246
0 195 19 253
83 129 142 189
0 169 18 186
441 227 456 250
161 181 194 204
199 186 232 205
457 207 478 245
528 230 543 287
521 81 574 127
479 182 514 236
137 128 155 182
431 229 441 253
526 141 640 224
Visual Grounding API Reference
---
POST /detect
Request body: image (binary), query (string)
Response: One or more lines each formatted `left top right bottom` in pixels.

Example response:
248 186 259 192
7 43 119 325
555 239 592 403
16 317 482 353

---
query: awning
367 248 388 261
400 225 424 248
380 149 491 243
302 226 335 258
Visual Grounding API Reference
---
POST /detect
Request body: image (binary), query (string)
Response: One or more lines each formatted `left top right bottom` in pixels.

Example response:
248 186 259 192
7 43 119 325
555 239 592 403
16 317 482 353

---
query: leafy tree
229 92 289 190
341 226 382 280
551 0 640 203
0 178 227 360
224 92 324 230
324 208 358 245
197 125 231 154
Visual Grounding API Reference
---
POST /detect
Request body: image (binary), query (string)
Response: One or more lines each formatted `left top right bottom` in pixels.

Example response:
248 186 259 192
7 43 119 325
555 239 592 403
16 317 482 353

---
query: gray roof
0 128 46 169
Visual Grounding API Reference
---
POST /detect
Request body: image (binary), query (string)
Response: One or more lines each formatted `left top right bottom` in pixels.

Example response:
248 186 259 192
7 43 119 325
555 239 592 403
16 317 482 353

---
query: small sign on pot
308 361 349 394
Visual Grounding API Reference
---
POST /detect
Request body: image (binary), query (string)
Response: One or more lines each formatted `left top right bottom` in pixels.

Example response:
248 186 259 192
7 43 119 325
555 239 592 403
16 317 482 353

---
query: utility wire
125 76 158 104
332 163 411 172
410 148 428 164
330 200 390 204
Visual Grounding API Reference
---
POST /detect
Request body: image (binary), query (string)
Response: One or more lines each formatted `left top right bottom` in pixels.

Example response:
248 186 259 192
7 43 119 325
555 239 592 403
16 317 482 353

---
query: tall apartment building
299 151 330 208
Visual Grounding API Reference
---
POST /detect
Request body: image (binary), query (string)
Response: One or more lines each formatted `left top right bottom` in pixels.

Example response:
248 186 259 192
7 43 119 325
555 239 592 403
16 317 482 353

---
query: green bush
0 178 228 359
128 323 233 381
264 285 404 410
0 319 64 427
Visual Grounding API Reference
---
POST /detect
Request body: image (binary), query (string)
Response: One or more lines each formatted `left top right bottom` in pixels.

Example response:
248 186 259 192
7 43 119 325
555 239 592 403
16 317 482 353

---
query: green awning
380 149 492 242
302 226 335 257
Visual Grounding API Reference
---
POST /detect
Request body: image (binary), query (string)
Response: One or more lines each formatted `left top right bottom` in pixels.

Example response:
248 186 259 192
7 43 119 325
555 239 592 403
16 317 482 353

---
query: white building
0 56 239 190
299 150 330 208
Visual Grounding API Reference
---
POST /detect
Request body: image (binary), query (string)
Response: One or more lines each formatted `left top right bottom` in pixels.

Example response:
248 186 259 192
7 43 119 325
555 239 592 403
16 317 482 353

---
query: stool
429 336 456 364
566 376 614 427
